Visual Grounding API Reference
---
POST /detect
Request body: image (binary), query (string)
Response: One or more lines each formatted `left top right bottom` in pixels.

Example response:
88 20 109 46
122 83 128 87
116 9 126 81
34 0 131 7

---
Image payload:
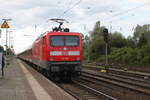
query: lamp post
10 37 14 47
7 31 13 48
0 29 1 38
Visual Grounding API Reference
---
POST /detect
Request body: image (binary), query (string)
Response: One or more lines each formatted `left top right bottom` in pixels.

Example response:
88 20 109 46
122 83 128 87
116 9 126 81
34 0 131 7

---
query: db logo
62 51 68 55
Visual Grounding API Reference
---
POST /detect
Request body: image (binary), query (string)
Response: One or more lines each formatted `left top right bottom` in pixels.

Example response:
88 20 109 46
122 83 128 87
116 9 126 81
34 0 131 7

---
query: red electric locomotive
18 19 83 80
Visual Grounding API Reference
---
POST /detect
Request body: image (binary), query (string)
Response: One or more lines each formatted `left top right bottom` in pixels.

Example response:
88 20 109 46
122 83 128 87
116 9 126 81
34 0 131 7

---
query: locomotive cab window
51 36 64 46
66 36 79 46
50 36 79 46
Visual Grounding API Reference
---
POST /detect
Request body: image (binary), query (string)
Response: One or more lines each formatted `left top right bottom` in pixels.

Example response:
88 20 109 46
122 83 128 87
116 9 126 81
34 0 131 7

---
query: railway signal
103 28 109 66
103 28 109 43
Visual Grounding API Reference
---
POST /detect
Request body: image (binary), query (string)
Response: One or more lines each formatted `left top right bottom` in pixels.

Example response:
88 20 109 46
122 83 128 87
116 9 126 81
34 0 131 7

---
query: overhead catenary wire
106 1 150 22
67 0 73 8
101 1 150 33
58 0 82 18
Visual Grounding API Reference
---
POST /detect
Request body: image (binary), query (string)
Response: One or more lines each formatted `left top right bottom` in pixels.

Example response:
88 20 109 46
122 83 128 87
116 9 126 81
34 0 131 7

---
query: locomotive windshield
51 36 79 46
51 36 64 46
66 36 79 46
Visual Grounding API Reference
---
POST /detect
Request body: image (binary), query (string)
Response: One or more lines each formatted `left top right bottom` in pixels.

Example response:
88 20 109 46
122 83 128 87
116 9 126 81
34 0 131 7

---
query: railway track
26 61 117 100
58 68 150 100
58 81 117 100
23 61 115 100
108 68 150 80
104 72 150 85
83 64 150 80
81 69 150 99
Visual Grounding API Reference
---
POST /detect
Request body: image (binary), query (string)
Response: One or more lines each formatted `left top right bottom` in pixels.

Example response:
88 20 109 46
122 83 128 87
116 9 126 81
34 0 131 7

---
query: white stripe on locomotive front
68 51 80 55
50 51 62 56
50 51 80 56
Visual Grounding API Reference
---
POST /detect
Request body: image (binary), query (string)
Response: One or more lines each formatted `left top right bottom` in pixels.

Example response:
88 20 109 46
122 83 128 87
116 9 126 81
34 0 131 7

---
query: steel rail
83 64 150 78
107 73 150 84
82 71 150 89
57 83 81 100
73 80 117 100
81 71 150 95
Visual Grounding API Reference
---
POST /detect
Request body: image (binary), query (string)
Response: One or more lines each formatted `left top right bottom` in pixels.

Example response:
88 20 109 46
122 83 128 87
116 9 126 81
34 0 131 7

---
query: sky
0 0 150 53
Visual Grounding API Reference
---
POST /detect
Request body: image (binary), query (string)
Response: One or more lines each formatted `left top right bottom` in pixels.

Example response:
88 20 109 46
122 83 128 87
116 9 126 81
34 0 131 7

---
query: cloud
0 0 150 53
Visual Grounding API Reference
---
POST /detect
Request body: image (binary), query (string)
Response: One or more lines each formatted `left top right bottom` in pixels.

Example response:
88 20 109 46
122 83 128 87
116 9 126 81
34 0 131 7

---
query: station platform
0 57 75 100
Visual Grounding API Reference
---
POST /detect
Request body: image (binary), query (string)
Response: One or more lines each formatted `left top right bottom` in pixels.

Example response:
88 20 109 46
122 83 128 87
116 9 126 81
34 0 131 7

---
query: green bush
108 44 150 66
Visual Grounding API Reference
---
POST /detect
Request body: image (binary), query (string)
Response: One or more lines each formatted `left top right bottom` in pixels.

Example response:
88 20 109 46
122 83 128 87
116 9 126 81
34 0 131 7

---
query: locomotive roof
33 31 83 45
35 31 82 41
47 31 82 36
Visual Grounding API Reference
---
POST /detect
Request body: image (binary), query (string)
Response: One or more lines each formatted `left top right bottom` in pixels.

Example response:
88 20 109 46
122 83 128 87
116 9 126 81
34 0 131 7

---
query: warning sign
1 20 10 28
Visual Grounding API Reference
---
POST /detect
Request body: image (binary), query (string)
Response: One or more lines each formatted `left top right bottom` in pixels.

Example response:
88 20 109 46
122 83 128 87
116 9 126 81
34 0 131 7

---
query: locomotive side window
66 36 79 46
51 36 64 46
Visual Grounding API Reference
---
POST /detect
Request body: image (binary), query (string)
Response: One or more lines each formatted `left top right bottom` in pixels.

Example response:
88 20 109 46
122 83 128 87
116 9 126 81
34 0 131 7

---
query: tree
89 21 107 60
83 35 90 60
126 36 135 48
0 46 4 52
92 21 101 37
110 32 127 48
138 33 147 48
133 24 150 45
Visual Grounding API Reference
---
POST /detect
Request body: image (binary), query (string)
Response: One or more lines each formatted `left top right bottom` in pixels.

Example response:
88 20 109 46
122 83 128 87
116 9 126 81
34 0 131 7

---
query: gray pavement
0 57 36 100
0 57 75 100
